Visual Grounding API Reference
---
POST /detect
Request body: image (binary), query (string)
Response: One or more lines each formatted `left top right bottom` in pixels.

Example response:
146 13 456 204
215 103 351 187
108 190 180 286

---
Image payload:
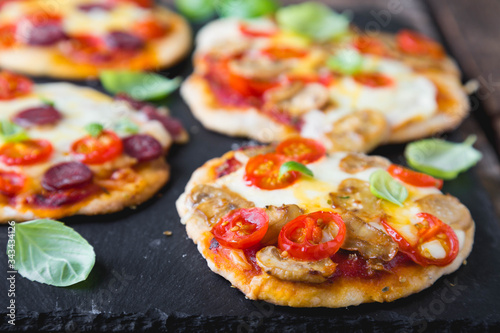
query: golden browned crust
0 7 192 79
176 151 475 308
1 158 169 223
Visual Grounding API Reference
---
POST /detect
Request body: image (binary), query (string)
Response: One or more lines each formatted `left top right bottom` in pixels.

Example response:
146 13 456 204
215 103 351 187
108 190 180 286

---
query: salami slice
23 23 67 46
123 134 163 162
12 105 62 127
105 31 144 51
30 184 100 208
42 162 93 191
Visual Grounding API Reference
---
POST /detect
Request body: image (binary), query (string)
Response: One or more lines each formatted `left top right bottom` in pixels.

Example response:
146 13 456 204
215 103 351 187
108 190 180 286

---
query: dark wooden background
163 0 500 219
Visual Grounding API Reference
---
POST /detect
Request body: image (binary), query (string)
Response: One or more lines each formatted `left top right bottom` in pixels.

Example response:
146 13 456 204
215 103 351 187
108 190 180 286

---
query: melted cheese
0 83 171 179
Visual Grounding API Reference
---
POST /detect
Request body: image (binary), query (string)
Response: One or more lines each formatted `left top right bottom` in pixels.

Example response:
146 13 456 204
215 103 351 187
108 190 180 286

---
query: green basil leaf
327 49 364 75
0 120 29 143
175 0 215 22
85 123 104 137
216 0 279 18
12 219 95 287
279 161 314 179
100 71 181 101
276 2 349 42
114 118 139 135
40 96 55 107
405 135 482 180
369 169 408 206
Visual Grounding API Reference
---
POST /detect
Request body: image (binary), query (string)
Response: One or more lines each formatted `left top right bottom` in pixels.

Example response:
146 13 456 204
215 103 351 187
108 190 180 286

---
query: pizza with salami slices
176 137 475 307
181 14 469 152
0 0 191 79
0 71 188 222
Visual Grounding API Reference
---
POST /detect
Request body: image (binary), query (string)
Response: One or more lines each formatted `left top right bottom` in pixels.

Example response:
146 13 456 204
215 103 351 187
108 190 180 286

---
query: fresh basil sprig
114 118 139 135
11 219 95 287
327 49 364 75
276 2 350 42
85 123 104 137
405 135 482 180
279 161 314 179
0 120 29 143
100 71 181 102
369 169 408 206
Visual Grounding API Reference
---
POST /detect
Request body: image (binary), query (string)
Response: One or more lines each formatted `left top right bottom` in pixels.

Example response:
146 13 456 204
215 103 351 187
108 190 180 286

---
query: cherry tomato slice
261 47 307 60
245 153 299 190
212 207 269 249
133 18 167 40
0 139 53 166
278 211 346 261
388 164 443 189
353 72 393 88
353 35 387 56
110 0 152 8
0 171 26 196
0 24 16 48
382 213 459 267
239 23 277 38
396 30 445 59
276 137 326 164
71 130 123 165
0 71 33 101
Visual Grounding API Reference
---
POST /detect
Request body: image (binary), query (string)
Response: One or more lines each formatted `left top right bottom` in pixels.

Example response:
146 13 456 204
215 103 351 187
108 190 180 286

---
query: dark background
1 1 500 331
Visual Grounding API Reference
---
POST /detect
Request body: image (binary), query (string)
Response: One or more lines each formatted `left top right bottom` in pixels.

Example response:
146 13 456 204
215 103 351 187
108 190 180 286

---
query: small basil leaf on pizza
216 0 279 19
369 169 408 206
114 118 139 135
175 0 216 22
40 97 55 107
100 71 181 101
85 123 104 138
405 135 482 180
276 2 350 42
279 161 314 179
11 219 96 287
327 49 364 75
0 120 29 143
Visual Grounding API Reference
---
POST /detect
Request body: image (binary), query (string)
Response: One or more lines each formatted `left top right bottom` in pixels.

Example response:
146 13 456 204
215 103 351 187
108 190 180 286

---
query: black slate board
1 7 500 332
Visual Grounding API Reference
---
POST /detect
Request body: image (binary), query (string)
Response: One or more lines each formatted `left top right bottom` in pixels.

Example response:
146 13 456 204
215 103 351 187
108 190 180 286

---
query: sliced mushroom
416 194 473 230
330 178 384 222
340 212 398 261
339 153 390 174
264 83 329 116
229 56 290 80
327 110 389 153
188 185 254 226
256 246 337 283
261 204 304 246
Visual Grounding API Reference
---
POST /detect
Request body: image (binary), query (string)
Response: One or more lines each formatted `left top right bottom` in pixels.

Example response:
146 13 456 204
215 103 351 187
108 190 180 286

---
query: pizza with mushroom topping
0 71 188 222
176 137 475 307
0 0 191 79
181 14 469 152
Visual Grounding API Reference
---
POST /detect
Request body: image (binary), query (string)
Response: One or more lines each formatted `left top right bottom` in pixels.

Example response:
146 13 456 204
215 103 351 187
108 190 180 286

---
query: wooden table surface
163 0 500 220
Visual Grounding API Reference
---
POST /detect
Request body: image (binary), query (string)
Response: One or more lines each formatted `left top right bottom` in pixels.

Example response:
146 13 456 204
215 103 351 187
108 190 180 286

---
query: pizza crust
176 151 475 308
1 158 169 223
0 7 191 79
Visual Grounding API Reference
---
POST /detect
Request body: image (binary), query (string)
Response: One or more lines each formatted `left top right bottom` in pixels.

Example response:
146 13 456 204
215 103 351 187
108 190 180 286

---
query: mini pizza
176 137 474 307
0 0 191 79
0 71 188 222
181 16 469 152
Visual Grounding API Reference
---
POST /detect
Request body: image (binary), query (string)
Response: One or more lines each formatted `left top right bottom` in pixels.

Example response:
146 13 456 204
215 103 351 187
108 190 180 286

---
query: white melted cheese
0 83 171 179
